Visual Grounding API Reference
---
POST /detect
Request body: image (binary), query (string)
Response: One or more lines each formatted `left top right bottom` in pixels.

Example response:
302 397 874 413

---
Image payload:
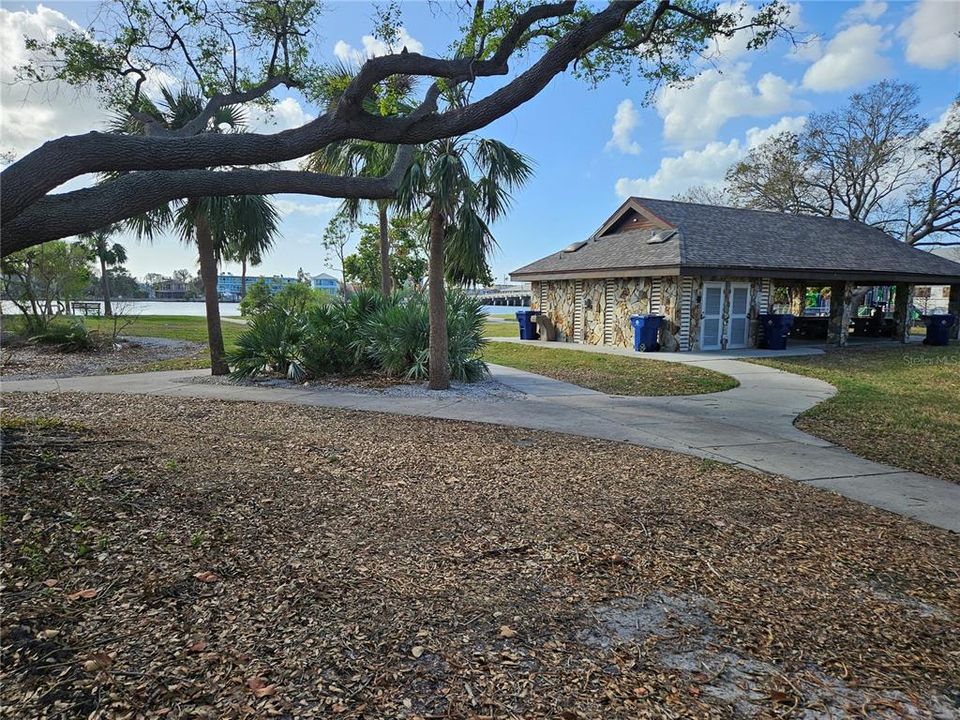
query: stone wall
610 278 650 348
583 279 607 345
539 280 577 341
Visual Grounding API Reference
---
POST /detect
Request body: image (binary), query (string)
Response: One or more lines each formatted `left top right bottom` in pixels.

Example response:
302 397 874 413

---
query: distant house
216 273 298 300
308 273 341 295
155 278 190 300
511 198 960 351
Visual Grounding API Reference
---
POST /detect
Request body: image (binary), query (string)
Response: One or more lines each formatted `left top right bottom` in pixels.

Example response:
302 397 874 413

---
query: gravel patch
2 393 958 718
187 373 527 401
0 336 203 379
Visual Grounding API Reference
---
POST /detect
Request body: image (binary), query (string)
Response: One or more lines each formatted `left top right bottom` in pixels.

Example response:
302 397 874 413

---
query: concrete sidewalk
3 356 958 532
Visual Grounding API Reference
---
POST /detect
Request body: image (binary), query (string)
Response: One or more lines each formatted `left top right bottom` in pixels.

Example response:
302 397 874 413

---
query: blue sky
2 1 958 282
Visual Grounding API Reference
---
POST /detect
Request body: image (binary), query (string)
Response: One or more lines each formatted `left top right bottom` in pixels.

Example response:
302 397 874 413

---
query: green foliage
342 213 428 289
361 291 488 382
240 281 330 317
272 282 330 315
239 279 273 316
397 136 532 286
228 289 488 383
29 319 102 353
227 306 308 382
1 241 93 331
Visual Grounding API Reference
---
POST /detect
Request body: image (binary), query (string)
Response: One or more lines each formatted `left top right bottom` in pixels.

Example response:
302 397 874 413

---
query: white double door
701 282 751 350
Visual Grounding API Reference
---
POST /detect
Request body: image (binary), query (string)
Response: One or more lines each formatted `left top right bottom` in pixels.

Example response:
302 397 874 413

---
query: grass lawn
88 314 246 347
483 341 736 395
751 344 960 482
2 393 957 718
483 319 519 337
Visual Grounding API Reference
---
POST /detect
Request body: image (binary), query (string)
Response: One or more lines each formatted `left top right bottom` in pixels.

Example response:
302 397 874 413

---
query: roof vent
646 229 677 245
562 240 588 253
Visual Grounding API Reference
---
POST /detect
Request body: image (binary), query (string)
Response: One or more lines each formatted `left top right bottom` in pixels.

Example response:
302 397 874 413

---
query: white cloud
842 0 887 24
274 198 342 217
898 0 960 69
0 6 112 161
605 99 642 155
245 97 312 133
703 2 803 62
333 28 424 66
614 116 807 200
656 65 796 146
802 23 889 92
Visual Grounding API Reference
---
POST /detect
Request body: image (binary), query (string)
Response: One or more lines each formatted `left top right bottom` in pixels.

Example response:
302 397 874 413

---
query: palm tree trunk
195 210 230 376
241 258 247 297
378 202 392 297
99 256 113 317
428 207 449 390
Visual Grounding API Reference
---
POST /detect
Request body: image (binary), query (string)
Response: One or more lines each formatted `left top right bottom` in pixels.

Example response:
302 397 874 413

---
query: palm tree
306 64 414 298
307 141 398 297
111 87 280 375
398 136 532 390
225 199 280 297
79 224 127 316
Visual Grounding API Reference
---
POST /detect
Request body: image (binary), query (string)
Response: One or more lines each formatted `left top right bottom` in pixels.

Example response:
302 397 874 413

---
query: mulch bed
0 338 204 379
1 392 958 719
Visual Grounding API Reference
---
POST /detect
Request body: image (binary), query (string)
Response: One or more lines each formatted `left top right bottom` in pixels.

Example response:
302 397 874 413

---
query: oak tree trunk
99 256 113 317
428 207 449 390
195 210 230 376
378 202 392 297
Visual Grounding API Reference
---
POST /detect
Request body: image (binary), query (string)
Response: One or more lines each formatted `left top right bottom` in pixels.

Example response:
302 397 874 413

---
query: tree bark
1 0 656 238
195 209 230 376
428 208 449 390
99 256 113 317
241 258 247 297
378 202 392 297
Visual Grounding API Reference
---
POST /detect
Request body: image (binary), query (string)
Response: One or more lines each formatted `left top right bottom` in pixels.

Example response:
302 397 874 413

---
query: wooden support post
828 281 852 347
893 282 912 343
948 284 960 340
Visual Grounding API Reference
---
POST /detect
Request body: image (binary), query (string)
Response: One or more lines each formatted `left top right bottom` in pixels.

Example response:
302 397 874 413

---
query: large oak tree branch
2 146 415 253
1 0 643 228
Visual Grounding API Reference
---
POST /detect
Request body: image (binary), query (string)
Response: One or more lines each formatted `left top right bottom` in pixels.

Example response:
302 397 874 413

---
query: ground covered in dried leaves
2 392 958 719
0 338 203 380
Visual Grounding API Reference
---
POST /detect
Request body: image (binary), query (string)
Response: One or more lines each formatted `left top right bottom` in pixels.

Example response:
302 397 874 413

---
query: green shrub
227 288 488 383
360 291 488 382
29 319 103 352
300 289 392 376
238 279 272 316
226 307 307 381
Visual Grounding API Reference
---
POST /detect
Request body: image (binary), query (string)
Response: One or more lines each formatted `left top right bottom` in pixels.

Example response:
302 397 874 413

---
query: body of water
2 300 528 317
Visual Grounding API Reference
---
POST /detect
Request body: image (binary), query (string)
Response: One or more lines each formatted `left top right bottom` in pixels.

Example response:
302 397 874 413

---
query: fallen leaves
66 587 98 601
1 392 958 719
246 676 277 698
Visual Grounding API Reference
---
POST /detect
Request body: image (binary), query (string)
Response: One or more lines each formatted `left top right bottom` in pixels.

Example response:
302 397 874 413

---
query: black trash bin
759 313 795 350
922 314 956 346
515 309 540 340
630 314 664 352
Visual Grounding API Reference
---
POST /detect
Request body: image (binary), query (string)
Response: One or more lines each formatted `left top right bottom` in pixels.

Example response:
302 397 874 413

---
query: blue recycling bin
922 314 956 346
630 314 664 352
515 309 539 340
759 313 795 350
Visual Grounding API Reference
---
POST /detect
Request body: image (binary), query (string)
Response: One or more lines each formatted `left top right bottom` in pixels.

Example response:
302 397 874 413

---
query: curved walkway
3 345 958 532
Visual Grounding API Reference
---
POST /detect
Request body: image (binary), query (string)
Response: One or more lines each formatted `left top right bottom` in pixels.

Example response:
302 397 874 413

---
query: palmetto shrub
227 306 307 381
360 291 487 382
29 319 104 353
227 288 487 383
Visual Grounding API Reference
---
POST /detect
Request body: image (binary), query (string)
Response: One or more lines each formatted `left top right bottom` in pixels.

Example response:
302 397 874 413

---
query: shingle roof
511 198 960 283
